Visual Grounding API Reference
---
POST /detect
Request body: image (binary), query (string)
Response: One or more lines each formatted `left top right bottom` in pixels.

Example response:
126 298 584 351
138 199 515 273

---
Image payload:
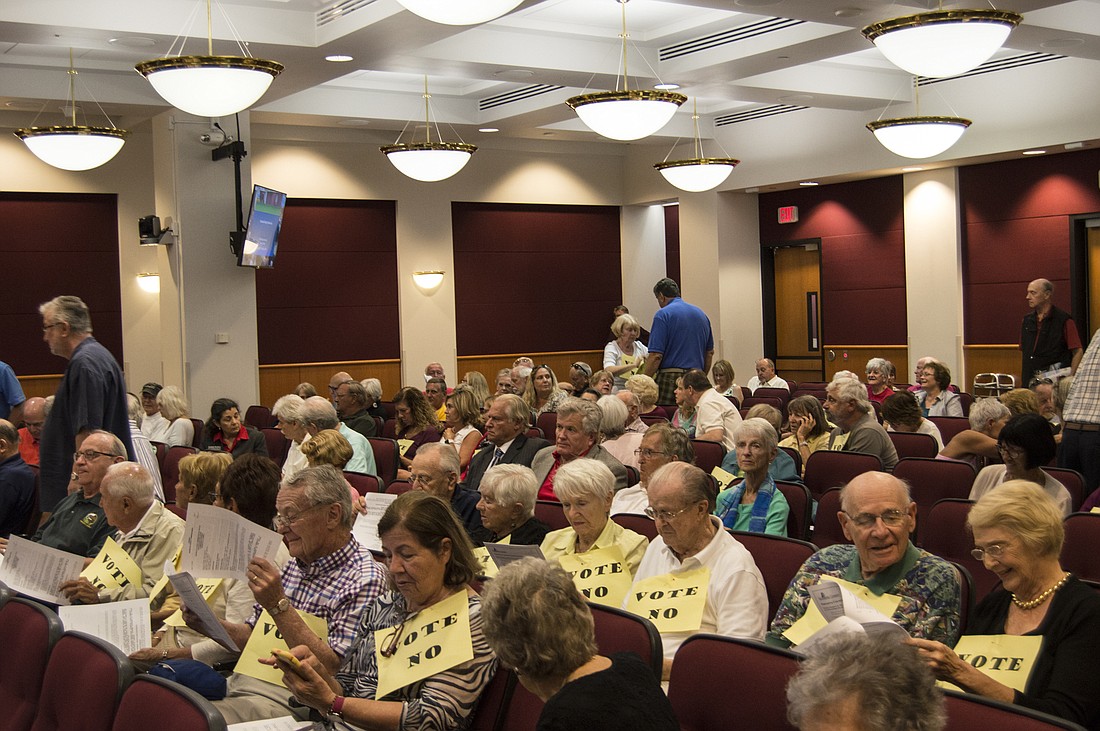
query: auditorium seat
811 487 849 549
1062 512 1100 583
535 500 570 531
367 437 400 485
160 445 198 503
344 471 382 496
31 631 134 731
588 602 663 680
0 597 64 731
887 431 939 460
111 675 226 731
803 450 882 501
730 531 816 619
943 688 1086 730
611 512 658 541
776 481 812 542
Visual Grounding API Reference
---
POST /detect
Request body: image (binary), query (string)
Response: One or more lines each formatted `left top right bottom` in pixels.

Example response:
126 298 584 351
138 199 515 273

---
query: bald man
1021 278 1082 380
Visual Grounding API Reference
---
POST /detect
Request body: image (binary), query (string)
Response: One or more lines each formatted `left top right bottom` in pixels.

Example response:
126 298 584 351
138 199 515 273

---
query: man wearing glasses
37 295 133 514
766 472 961 649
0 430 125 557
629 461 768 681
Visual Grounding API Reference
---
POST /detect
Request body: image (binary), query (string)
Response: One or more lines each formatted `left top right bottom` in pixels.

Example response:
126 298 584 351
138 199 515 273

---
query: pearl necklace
1011 572 1070 610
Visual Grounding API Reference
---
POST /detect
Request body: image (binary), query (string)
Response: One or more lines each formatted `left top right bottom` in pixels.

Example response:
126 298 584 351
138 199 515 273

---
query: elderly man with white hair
617 389 648 434
824 372 898 470
59 462 185 604
300 396 377 476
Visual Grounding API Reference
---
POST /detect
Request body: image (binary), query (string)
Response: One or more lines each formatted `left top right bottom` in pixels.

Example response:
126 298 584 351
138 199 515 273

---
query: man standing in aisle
38 296 133 514
644 278 714 405
1060 326 1100 498
0 359 25 424
1020 278 1082 381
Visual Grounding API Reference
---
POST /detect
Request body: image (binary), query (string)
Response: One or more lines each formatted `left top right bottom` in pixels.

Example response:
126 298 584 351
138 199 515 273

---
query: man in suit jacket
531 397 629 500
463 394 549 493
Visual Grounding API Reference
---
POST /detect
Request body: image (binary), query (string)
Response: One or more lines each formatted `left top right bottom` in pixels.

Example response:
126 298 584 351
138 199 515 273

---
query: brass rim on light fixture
654 158 741 171
380 77 478 182
380 142 478 155
653 97 739 192
135 55 284 75
567 89 688 110
866 115 972 159
15 126 129 140
861 9 1022 42
866 115 973 132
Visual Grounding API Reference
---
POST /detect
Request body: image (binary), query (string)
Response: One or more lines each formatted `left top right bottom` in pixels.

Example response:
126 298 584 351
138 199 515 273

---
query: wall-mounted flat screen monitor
237 185 287 269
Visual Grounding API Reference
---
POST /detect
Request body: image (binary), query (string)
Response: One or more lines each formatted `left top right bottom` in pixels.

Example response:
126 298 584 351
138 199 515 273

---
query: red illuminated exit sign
777 206 799 224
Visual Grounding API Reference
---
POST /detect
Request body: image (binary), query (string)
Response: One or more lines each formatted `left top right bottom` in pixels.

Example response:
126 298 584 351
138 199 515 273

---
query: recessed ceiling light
495 69 534 80
479 127 499 133
1040 38 1084 50
654 83 681 91
1022 149 1047 155
325 54 354 62
902 166 924 172
834 8 864 18
108 36 157 48
337 118 370 126
799 181 820 186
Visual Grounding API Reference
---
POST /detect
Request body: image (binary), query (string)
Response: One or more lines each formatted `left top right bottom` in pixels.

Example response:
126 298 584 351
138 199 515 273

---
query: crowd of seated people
7 346 1100 731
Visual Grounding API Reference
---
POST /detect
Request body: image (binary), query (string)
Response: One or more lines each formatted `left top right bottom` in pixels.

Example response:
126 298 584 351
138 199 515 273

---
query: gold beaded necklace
1011 572 1070 610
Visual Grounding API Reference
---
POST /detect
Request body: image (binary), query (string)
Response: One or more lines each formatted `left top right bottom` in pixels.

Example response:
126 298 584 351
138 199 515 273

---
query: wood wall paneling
962 345 1021 394
456 351 604 392
259 360 401 408
824 346 909 382
15 375 63 400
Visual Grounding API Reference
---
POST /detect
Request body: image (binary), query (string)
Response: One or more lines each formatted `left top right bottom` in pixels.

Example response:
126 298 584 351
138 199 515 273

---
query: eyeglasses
409 472 438 486
379 620 407 658
273 502 327 530
997 443 1025 458
644 504 693 522
42 322 63 332
843 509 908 528
634 448 668 459
970 543 1010 561
73 449 114 462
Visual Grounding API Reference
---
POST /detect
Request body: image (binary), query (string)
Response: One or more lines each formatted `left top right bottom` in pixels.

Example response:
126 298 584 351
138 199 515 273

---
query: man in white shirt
747 358 790 393
629 461 768 680
139 382 170 442
683 369 741 452
611 423 694 516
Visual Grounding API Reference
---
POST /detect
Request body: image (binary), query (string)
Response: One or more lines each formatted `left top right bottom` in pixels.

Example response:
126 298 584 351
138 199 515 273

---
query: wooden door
773 244 823 384
1088 224 1100 341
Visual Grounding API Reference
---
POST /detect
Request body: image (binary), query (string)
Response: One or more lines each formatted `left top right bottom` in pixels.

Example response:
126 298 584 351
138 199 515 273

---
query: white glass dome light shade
395 0 524 25
380 143 478 182
135 56 284 117
866 116 971 159
862 10 1023 78
15 126 128 171
654 158 740 193
567 90 687 141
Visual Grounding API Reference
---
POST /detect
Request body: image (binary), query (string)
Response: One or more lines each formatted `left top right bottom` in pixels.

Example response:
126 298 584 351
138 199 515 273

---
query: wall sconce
137 272 161 293
412 270 445 290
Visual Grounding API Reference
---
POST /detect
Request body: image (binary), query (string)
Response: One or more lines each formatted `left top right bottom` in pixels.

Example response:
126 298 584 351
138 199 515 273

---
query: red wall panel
452 202 621 355
0 192 124 375
759 177 907 346
254 198 399 363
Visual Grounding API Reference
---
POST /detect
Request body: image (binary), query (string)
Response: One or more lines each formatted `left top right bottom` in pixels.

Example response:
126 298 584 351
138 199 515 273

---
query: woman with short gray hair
937 397 1010 470
715 418 789 536
865 357 896 405
481 558 677 731
474 464 549 546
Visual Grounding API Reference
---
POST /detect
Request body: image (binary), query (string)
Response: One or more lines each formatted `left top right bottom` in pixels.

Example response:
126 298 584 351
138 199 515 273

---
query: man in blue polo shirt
644 278 714 405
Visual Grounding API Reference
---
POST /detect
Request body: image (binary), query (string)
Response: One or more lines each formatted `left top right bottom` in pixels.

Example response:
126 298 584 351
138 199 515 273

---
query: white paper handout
179 504 283 580
483 542 544 569
59 598 152 655
168 571 239 652
796 580 909 654
0 535 84 605
226 718 313 731
351 493 399 552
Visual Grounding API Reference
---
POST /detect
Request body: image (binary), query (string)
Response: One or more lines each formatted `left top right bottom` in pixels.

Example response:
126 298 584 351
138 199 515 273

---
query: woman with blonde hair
157 385 195 447
524 363 568 419
174 451 233 514
301 428 354 470
603 314 649 392
442 386 484 472
711 359 743 404
460 371 491 408
626 374 666 418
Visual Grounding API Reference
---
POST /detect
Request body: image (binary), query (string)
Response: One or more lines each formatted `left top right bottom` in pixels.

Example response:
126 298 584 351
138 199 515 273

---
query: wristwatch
269 597 291 616
329 695 346 718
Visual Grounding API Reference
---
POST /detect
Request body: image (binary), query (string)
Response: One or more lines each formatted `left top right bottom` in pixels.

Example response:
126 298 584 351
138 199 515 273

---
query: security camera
199 129 227 146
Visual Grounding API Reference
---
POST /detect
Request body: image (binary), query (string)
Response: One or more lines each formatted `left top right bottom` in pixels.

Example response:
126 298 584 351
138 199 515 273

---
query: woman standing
603 314 649 392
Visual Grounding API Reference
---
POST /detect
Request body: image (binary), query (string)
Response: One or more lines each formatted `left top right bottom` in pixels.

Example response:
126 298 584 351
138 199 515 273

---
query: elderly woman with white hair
156 385 195 447
473 464 550 546
273 393 311 480
715 418 790 535
865 357 896 405
603 314 649 392
540 459 649 576
597 395 643 469
937 396 1010 470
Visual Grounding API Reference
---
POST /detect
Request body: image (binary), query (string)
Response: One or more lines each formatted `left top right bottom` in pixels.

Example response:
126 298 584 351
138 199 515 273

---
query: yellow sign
397 439 415 458
783 576 904 646
471 547 498 579
624 566 710 633
375 590 473 698
81 537 143 592
234 608 329 687
711 466 738 491
161 578 225 627
940 635 1043 693
559 545 633 608
619 354 642 379
147 546 185 605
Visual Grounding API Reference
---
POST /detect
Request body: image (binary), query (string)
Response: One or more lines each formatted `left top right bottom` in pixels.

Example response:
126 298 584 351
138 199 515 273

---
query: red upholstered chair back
950 560 976 635
588 603 664 680
779 445 803 477
524 427 544 440
1062 512 1100 583
729 531 817 620
261 427 288 465
244 404 273 429
776 481 812 541
534 500 570 531
887 431 939 460
612 513 658 541
892 457 977 544
742 396 784 414
928 416 972 445
0 598 64 731
668 635 801 731
535 412 557 441
640 413 670 426
382 418 398 439
344 470 383 496
811 487 850 549
30 631 134 731
385 479 413 496
367 437 400 485
111 675 227 731
922 499 1002 602
467 668 517 731
1044 467 1086 512
690 439 727 475
803 450 882 500
161 445 198 503
189 418 204 448
943 689 1087 730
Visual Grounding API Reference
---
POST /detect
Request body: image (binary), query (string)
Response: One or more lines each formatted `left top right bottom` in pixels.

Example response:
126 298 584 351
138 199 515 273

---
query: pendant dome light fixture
862 7 1022 78
135 0 283 117
15 50 129 171
866 78 971 158
381 77 477 182
566 0 686 141
654 99 739 192
395 0 524 25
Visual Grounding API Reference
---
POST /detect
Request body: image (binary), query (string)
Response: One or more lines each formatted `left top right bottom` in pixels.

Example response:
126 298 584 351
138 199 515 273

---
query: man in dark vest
1020 278 1082 382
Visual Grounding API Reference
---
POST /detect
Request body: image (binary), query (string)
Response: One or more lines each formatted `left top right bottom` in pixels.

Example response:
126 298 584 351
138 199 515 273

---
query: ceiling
2 0 1099 192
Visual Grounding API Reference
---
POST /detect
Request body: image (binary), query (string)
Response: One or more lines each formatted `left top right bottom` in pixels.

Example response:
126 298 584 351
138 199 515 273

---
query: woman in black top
200 397 268 457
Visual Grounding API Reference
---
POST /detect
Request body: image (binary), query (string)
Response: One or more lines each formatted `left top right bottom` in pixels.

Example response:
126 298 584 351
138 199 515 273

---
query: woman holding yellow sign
909 482 1100 730
266 491 497 730
540 459 649 576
